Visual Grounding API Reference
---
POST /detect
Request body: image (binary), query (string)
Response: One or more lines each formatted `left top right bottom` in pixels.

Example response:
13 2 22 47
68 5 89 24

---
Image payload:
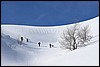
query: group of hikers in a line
38 42 54 48
18 37 28 44
18 37 54 48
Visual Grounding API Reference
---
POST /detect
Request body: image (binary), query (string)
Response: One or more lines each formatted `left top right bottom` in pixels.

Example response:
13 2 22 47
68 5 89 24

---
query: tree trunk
73 45 75 50
73 37 76 50
75 44 77 49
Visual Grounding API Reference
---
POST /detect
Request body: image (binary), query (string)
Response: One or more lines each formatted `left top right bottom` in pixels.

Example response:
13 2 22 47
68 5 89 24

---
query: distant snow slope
1 16 99 66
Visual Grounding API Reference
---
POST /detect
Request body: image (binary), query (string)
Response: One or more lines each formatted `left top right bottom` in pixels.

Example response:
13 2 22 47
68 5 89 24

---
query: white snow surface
1 16 99 66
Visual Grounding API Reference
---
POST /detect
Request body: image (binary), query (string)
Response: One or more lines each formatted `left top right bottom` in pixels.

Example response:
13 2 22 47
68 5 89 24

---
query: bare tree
59 24 92 50
59 24 79 50
77 25 93 46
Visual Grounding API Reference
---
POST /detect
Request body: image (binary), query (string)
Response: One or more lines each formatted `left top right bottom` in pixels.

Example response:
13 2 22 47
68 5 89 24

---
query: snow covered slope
1 16 99 66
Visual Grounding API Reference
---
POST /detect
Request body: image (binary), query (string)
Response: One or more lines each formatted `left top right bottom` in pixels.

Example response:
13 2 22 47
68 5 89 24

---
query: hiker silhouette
26 38 28 42
20 37 23 45
49 44 52 48
38 42 41 47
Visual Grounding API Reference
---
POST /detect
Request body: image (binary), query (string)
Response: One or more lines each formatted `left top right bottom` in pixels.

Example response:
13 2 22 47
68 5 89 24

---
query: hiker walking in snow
26 38 28 42
20 37 23 45
52 45 54 47
21 37 23 42
38 42 41 47
49 44 52 48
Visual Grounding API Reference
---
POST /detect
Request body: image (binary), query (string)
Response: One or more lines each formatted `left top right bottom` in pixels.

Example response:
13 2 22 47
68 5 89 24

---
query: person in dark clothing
52 45 54 47
38 42 41 47
49 44 52 48
20 37 23 45
26 38 28 42
21 37 23 42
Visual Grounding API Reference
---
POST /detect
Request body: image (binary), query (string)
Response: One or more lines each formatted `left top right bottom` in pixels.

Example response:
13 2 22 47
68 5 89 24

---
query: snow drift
1 16 99 66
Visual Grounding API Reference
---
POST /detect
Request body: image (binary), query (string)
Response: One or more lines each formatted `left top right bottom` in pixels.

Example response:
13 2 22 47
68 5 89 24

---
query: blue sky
1 1 99 26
